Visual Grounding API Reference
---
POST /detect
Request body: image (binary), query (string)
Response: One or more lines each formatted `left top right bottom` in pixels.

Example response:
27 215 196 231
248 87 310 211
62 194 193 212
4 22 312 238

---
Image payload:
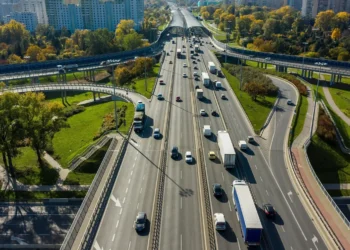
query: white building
14 0 48 24
4 11 38 31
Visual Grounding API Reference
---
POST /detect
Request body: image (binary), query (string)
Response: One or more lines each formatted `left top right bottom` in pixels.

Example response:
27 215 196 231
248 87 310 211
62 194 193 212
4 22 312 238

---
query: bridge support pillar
264 63 267 69
98 92 101 98
284 67 288 73
93 92 96 102
57 74 67 83
330 74 335 85
338 75 342 83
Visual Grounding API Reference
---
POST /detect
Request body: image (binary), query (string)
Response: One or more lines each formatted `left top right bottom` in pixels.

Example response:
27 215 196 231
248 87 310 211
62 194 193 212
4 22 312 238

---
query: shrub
316 108 336 144
63 105 86 118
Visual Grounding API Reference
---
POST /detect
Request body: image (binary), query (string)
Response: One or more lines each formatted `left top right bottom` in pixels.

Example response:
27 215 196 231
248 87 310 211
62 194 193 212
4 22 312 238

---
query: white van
214 213 226 230
203 125 211 137
215 81 222 89
239 140 247 150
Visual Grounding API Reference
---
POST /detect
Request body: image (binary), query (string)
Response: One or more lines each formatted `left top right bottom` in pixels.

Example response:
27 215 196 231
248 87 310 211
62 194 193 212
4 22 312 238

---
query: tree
132 57 153 76
243 81 267 101
263 18 279 39
0 20 30 56
219 13 228 23
202 11 210 20
115 66 132 85
331 28 341 41
71 29 90 51
86 28 115 55
332 12 350 31
25 45 46 62
227 5 235 14
238 15 254 35
7 54 23 64
314 10 335 32
19 92 68 166
213 9 224 19
250 20 264 35
115 20 135 37
122 32 144 51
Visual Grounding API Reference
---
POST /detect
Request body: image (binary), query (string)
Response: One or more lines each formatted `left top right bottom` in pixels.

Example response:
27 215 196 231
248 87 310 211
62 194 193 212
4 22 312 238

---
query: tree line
0 92 67 181
198 4 350 61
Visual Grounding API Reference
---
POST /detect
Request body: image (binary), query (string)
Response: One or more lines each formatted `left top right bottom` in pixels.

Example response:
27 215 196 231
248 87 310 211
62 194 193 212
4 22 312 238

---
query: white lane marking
128 241 131 250
266 190 269 196
181 170 182 179
93 241 102 250
137 203 139 209
112 234 115 242
282 226 285 232
181 197 183 209
116 220 119 228
140 188 143 194
119 208 123 215
312 235 319 250
123 197 125 204
110 195 121 207
125 188 128 193
221 172 224 181
133 163 135 168
260 176 263 182
228 201 232 212
255 165 257 169
128 178 131 184
143 175 145 180
291 247 293 250
181 234 183 250
130 171 133 176
287 191 294 203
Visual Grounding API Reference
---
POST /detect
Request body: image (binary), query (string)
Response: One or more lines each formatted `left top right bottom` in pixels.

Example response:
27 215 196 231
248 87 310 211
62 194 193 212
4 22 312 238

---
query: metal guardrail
69 136 112 171
319 100 350 154
60 136 119 250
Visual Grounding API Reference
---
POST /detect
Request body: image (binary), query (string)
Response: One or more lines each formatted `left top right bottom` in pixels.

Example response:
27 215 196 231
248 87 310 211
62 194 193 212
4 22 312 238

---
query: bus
177 49 182 58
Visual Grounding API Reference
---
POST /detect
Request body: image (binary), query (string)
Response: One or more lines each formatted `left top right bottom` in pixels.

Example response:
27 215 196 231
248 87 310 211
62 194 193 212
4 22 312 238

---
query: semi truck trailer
217 131 236 167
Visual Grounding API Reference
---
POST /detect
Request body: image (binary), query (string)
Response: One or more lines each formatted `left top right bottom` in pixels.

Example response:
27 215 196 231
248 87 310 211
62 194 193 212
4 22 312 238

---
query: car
137 100 143 104
100 61 107 66
195 85 200 89
170 49 173 52
212 45 215 47
221 94 226 100
208 151 216 160
197 58 200 62
171 146 179 159
287 99 293 105
217 70 223 77
134 212 147 231
157 94 163 100
183 45 186 48
193 72 199 77
192 60 196 64
211 110 217 116
166 52 170 56
200 109 206 116
176 96 181 102
172 41 175 44
265 57 271 60
183 50 186 53
214 213 226 231
153 128 160 138
213 183 222 196
247 136 255 143
191 56 195 59
183 63 187 67
263 204 276 218
183 73 187 78
159 79 165 85
185 151 193 163
169 61 173 64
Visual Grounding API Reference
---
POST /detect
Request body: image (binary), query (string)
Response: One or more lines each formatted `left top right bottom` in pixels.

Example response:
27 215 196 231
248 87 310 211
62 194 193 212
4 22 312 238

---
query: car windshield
172 148 177 153
266 205 274 212
214 186 221 192
136 217 145 224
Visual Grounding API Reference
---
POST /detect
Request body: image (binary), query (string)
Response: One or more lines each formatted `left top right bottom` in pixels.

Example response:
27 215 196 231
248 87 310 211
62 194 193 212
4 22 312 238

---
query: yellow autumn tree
331 28 341 41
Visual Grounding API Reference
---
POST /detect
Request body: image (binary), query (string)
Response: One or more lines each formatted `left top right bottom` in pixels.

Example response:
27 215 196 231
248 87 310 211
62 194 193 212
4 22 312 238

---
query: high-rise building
302 0 350 17
4 11 38 31
14 0 48 24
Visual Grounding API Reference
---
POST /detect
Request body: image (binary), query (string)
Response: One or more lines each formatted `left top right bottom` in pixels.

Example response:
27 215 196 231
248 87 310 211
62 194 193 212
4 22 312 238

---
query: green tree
122 32 143 51
7 54 23 64
238 15 253 35
202 11 210 20
250 20 264 35
86 28 115 55
0 20 30 56
213 9 224 19
19 92 68 167
263 18 278 39
314 10 335 32
243 81 267 101
115 20 135 37
115 66 132 85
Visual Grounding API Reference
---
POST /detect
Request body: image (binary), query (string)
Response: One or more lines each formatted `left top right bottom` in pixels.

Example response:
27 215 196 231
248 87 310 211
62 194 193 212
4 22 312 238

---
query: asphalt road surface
0 201 81 245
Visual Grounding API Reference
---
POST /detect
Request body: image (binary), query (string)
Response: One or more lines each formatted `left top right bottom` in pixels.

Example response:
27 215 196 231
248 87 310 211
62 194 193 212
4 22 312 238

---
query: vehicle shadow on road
217 189 228 203
217 222 238 243
136 219 150 236
236 151 256 184
206 133 217 143
199 96 212 104
140 116 154 139
241 147 255 156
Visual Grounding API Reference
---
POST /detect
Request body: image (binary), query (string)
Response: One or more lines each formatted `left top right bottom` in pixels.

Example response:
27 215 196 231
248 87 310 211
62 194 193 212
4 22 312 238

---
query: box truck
232 180 263 246
202 72 210 87
217 131 236 167
208 62 216 74
196 89 203 99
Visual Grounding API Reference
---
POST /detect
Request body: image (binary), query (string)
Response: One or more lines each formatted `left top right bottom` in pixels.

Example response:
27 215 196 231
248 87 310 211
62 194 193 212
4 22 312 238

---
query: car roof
209 151 215 154
186 151 191 155
213 183 221 188
154 128 160 132
137 212 146 219
172 146 178 150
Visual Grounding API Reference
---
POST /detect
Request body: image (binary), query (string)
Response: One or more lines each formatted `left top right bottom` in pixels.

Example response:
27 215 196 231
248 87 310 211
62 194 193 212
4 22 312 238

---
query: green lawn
0 191 87 201
245 60 275 69
322 74 350 85
291 95 308 143
123 63 160 99
0 147 58 185
327 189 350 196
44 91 108 106
222 68 276 133
64 141 111 185
308 135 350 183
327 86 350 118
52 101 133 168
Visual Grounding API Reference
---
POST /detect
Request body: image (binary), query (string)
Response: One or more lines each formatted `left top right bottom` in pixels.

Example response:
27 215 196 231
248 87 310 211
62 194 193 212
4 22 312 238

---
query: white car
153 128 160 139
185 151 193 163
183 73 187 78
200 109 206 116
137 100 143 104
183 63 187 67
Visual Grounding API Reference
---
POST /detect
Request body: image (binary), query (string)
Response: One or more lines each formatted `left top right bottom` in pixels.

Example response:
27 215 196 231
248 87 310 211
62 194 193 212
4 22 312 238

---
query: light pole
24 56 31 80
310 62 327 140
111 66 118 132
302 42 308 68
240 47 246 90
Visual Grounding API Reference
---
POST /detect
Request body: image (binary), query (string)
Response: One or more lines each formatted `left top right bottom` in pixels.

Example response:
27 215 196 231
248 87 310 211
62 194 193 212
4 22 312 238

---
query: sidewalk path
43 152 70 185
321 75 350 126
291 86 350 249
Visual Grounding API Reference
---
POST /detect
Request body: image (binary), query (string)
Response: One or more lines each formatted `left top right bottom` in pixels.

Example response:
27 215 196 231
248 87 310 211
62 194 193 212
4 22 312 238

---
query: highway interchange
91 29 328 249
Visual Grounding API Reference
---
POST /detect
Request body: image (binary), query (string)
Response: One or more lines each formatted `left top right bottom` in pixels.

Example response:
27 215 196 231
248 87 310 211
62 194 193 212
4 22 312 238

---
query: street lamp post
302 42 308 69
310 62 327 140
111 66 118 132
240 48 245 90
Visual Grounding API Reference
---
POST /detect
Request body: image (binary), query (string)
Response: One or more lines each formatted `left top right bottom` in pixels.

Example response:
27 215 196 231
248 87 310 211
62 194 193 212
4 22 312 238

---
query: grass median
221 68 276 134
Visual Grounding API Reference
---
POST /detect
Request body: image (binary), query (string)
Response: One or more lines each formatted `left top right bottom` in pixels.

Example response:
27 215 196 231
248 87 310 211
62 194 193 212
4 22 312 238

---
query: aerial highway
91 36 178 250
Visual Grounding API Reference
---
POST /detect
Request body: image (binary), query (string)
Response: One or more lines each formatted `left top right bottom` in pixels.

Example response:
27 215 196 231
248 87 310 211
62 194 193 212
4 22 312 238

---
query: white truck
203 125 211 137
196 89 203 99
202 72 210 87
208 61 216 74
217 131 236 168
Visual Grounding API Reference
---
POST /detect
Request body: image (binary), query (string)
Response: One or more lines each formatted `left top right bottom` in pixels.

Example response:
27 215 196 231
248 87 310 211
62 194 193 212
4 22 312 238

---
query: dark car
211 110 217 116
134 212 147 231
213 184 223 197
217 70 223 77
195 85 200 89
171 146 179 159
263 204 276 218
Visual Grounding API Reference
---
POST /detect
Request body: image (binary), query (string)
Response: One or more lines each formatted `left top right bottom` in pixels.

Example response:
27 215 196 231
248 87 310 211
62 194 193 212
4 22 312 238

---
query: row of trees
0 92 67 179
0 19 150 64
114 57 154 86
198 4 350 61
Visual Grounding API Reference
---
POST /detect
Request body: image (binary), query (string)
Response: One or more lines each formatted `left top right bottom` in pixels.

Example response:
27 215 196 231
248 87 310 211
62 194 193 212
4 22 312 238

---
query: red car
159 79 165 85
176 96 181 102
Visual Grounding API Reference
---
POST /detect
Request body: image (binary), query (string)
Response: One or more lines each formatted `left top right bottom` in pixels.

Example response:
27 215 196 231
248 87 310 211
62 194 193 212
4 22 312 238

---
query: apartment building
4 11 38 31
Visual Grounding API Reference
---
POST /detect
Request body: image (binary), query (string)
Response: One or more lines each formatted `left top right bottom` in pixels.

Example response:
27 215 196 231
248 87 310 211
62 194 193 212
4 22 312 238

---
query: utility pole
111 66 118 131
144 61 147 91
